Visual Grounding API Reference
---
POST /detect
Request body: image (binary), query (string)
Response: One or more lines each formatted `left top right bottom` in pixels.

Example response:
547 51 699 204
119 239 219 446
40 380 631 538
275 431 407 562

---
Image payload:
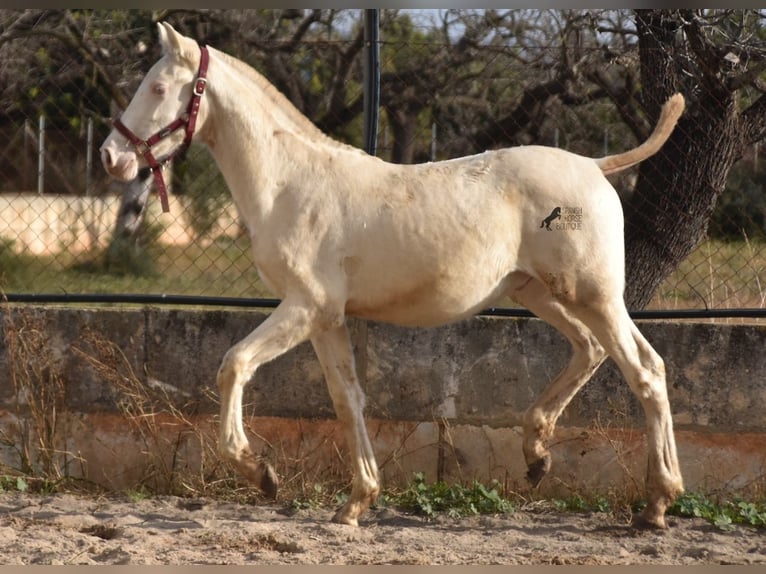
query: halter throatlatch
112 45 209 213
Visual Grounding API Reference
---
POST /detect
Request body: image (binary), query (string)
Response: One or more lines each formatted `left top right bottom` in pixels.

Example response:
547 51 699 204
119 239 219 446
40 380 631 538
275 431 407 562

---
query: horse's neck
202 49 351 221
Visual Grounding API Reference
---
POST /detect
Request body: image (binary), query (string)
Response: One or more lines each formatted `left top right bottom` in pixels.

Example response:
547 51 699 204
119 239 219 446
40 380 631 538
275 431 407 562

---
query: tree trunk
622 10 743 310
385 105 421 164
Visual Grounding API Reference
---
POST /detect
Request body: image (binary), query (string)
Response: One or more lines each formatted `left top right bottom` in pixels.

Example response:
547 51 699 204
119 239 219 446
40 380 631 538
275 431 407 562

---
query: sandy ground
1 492 765 565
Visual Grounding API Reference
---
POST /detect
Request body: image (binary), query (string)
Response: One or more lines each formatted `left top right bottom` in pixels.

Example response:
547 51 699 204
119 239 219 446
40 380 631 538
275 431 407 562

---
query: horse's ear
157 21 199 64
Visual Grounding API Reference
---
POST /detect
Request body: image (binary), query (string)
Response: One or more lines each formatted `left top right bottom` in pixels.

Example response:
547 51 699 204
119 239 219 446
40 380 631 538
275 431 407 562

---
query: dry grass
70 325 356 505
651 235 766 314
0 302 361 504
71 326 242 499
0 301 84 483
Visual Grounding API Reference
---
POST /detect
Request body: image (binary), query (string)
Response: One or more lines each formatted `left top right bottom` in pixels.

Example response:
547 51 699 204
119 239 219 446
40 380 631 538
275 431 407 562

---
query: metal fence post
363 8 380 157
38 115 45 195
353 9 381 389
430 123 437 161
86 117 93 197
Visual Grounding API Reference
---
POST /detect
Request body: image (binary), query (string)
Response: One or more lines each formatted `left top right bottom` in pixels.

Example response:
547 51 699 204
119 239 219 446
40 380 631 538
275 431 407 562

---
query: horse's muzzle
101 143 139 182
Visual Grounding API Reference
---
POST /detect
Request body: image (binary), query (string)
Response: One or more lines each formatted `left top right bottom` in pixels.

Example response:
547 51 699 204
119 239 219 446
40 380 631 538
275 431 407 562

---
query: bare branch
61 11 130 110
740 93 766 144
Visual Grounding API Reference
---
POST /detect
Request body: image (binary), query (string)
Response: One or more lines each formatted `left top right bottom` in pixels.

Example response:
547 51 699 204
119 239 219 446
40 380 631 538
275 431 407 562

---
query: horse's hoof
526 454 551 487
260 463 278 499
632 511 668 530
331 507 359 527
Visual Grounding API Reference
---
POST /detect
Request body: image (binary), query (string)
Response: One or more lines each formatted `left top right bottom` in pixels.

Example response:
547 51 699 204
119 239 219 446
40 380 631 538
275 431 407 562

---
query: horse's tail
595 93 685 176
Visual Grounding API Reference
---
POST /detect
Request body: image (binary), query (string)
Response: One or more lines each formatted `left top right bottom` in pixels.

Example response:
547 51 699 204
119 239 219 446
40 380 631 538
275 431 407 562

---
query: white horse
101 22 685 528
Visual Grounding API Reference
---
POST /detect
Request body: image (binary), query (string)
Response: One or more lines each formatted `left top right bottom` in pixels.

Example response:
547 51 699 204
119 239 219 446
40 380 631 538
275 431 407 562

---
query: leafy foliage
709 160 766 240
668 492 766 531
0 476 28 493
552 493 612 514
392 472 515 518
290 483 334 511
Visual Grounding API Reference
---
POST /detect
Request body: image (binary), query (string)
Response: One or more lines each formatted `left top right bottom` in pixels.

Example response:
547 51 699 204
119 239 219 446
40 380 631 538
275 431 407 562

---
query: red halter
112 45 210 213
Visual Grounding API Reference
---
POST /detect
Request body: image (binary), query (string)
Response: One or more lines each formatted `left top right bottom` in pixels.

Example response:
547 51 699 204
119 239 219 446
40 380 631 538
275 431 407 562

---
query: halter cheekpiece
112 45 210 213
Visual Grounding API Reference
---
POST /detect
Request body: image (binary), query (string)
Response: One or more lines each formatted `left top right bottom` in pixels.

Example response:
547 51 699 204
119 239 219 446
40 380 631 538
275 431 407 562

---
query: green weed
552 493 612 514
290 483 331 511
124 487 153 503
0 475 28 493
667 491 766 531
378 474 766 532
390 472 515 518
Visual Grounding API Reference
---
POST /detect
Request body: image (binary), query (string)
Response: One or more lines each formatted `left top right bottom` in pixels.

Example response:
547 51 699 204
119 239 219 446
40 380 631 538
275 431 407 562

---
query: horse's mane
216 49 356 152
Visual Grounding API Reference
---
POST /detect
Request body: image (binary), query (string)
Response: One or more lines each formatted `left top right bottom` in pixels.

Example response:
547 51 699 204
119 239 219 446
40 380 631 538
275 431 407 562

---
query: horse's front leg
311 323 380 526
216 301 318 498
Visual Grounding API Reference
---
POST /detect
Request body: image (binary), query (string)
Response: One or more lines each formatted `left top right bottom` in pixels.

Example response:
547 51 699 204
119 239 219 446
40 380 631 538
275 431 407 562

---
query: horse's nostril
102 148 114 168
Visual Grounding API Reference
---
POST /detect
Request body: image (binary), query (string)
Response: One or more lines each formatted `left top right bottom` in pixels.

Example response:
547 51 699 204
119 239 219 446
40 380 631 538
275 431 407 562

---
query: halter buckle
194 77 207 97
134 140 150 155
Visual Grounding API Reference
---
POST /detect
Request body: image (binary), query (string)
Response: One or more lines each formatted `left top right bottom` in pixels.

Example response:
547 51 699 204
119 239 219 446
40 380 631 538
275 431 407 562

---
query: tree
199 9 368 141
0 10 159 193
622 9 766 308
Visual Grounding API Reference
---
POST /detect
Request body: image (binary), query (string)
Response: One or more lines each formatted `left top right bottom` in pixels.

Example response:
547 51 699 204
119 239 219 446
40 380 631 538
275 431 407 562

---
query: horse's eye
152 83 167 96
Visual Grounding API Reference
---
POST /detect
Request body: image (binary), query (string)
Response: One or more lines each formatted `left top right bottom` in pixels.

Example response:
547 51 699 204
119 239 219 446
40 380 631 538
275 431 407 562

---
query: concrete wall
1 305 765 497
0 194 241 255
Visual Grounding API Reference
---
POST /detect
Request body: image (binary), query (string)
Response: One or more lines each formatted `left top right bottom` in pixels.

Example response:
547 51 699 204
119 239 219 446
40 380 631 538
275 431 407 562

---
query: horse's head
100 22 205 184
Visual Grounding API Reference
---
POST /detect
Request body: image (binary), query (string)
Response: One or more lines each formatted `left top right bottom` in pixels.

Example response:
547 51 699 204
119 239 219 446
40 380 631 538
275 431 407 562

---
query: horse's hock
0 305 764 497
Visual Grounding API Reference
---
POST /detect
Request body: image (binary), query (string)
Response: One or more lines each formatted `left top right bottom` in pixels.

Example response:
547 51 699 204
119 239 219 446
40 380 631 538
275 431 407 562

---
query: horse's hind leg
216 301 319 498
572 299 683 528
311 324 380 526
509 275 607 485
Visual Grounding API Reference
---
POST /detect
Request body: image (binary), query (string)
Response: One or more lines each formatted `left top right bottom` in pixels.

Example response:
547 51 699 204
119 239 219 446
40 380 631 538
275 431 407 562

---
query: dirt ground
1 492 765 565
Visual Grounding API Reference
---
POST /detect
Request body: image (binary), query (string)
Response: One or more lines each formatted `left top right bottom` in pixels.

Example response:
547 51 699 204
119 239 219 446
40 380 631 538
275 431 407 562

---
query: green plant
0 236 269 299
549 493 617 515
0 238 15 257
290 483 330 511
101 220 164 278
709 160 766 240
124 487 153 502
668 491 766 531
393 472 515 518
0 475 28 493
0 239 38 287
736 501 766 527
68 211 164 279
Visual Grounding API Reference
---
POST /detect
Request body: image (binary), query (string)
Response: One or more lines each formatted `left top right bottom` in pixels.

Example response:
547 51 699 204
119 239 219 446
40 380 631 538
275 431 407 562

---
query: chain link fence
1 9 765 314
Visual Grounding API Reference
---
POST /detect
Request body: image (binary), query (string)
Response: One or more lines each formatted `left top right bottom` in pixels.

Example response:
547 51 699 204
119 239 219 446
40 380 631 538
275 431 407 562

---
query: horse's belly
345 273 509 328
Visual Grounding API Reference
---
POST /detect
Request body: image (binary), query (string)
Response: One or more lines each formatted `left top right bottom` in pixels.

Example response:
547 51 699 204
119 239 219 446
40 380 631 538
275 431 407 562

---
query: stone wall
1 305 765 496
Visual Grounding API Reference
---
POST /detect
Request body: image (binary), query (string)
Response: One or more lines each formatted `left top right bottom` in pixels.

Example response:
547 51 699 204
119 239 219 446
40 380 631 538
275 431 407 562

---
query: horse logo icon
540 207 561 230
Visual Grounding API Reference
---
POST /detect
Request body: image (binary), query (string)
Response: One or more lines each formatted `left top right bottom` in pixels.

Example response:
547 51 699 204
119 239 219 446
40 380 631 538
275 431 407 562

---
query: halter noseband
112 45 210 213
